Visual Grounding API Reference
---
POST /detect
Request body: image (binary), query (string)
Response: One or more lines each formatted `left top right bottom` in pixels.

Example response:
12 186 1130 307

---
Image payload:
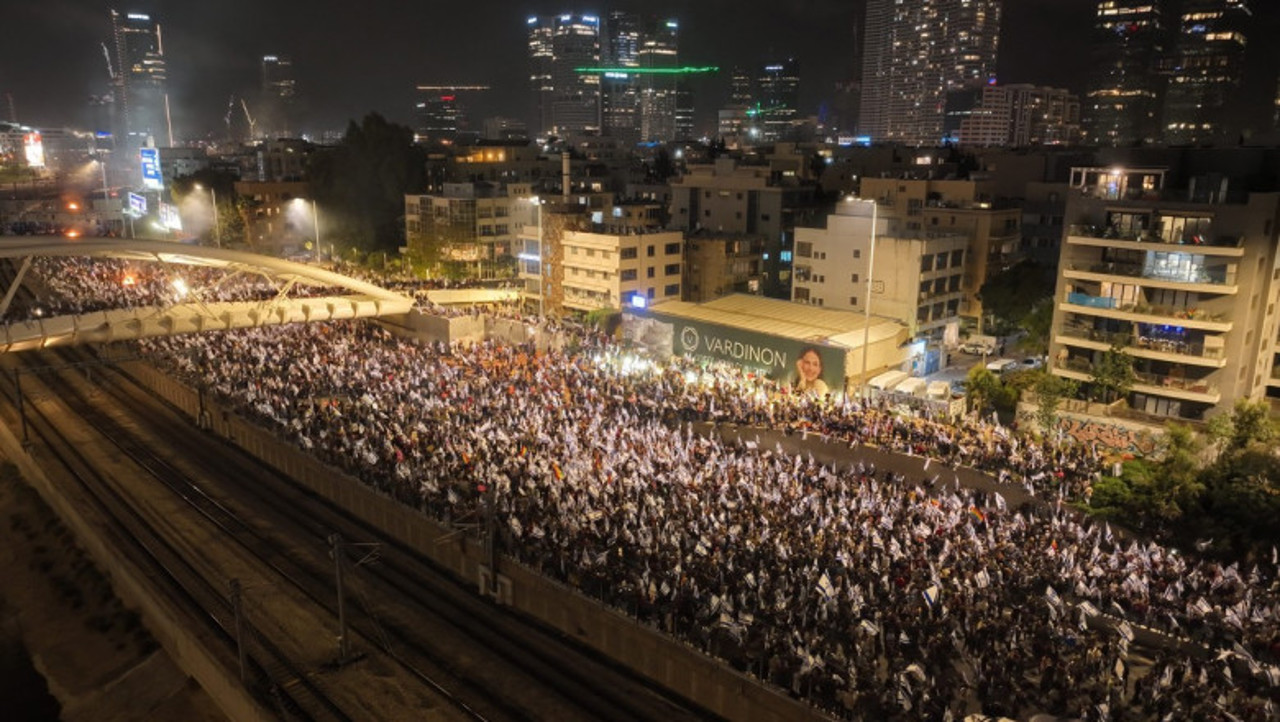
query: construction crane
241 99 256 139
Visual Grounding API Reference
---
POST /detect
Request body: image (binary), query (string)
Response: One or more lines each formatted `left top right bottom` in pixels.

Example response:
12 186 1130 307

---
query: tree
1019 298 1054 354
173 170 245 246
977 261 1055 337
1206 399 1277 456
965 365 1001 415
649 148 677 182
1196 448 1280 555
308 113 427 253
1031 372 1078 435
1090 344 1136 404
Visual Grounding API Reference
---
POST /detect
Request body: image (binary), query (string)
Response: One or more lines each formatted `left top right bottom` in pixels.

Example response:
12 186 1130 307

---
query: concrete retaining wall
123 361 828 722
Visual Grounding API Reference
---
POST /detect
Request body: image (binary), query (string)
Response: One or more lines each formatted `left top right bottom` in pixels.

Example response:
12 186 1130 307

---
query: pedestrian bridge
0 236 415 352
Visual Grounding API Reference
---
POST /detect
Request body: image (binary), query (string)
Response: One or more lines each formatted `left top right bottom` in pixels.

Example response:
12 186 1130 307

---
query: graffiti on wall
1018 407 1161 456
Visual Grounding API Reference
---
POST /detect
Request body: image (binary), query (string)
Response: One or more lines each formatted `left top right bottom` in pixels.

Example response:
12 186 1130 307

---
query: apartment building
1048 165 1280 421
683 231 766 303
791 198 968 341
859 177 1021 326
668 157 819 299
404 182 515 276
515 196 683 315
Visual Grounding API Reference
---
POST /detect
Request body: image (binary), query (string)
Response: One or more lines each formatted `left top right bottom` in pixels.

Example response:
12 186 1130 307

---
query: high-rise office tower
109 9 168 147
638 19 680 142
1161 0 1250 145
757 59 800 142
859 0 1002 146
600 11 641 145
730 67 754 107
415 86 490 144
261 54 296 139
674 80 695 139
602 10 640 67
527 14 601 138
1083 1 1166 146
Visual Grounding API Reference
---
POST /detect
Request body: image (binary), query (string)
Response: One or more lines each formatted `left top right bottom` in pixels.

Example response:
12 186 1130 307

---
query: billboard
623 310 846 396
159 202 182 231
127 192 147 217
139 147 163 190
23 132 45 168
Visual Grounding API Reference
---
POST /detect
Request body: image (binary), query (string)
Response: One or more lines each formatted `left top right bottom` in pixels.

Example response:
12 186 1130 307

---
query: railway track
0 349 352 722
5 343 713 722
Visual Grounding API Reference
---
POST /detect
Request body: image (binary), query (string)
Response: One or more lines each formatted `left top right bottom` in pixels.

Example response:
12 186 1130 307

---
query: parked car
1020 356 1045 371
985 359 1018 374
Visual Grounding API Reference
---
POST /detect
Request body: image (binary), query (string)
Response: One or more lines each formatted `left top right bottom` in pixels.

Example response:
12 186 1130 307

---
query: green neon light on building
573 66 720 75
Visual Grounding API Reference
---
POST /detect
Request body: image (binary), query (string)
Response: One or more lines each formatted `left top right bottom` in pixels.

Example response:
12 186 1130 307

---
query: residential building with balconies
559 228 684 312
1048 165 1280 421
405 182 515 278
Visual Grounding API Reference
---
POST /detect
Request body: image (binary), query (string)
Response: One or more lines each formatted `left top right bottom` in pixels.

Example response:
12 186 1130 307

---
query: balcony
1056 323 1226 368
1059 293 1232 331
1068 224 1241 248
1065 292 1117 309
1053 357 1219 403
1063 262 1237 294
1132 370 1220 404
1066 225 1244 257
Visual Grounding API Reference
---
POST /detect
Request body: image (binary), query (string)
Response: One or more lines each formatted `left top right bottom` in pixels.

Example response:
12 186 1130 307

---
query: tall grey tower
110 9 169 147
1083 1 1166 146
527 14 601 138
261 54 297 139
859 0 1002 145
1161 0 1250 145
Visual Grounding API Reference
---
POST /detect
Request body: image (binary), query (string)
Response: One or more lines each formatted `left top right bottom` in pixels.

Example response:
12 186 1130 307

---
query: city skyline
3 0 1279 141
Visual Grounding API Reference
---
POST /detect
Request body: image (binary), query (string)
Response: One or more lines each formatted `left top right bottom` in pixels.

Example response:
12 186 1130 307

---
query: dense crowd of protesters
20 256 1280 719
11 257 348 318
136 318 1280 721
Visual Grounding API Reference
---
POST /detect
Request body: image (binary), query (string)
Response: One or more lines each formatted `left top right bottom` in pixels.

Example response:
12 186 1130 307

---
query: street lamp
194 183 220 248
853 196 879 403
293 198 320 262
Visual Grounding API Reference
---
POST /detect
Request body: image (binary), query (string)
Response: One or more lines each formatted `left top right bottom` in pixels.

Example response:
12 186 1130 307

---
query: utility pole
229 579 247 684
13 369 28 448
329 533 349 663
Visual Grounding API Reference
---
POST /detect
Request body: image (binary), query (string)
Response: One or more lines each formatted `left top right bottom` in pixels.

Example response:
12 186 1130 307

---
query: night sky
3 0 1277 139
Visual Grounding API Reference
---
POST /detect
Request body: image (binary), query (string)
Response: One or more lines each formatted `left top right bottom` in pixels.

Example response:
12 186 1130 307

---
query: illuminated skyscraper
859 0 1002 145
1083 1 1166 146
1161 0 1250 144
414 85 490 144
638 19 680 142
600 11 641 145
527 14 601 138
109 9 168 147
261 54 296 139
757 59 800 142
